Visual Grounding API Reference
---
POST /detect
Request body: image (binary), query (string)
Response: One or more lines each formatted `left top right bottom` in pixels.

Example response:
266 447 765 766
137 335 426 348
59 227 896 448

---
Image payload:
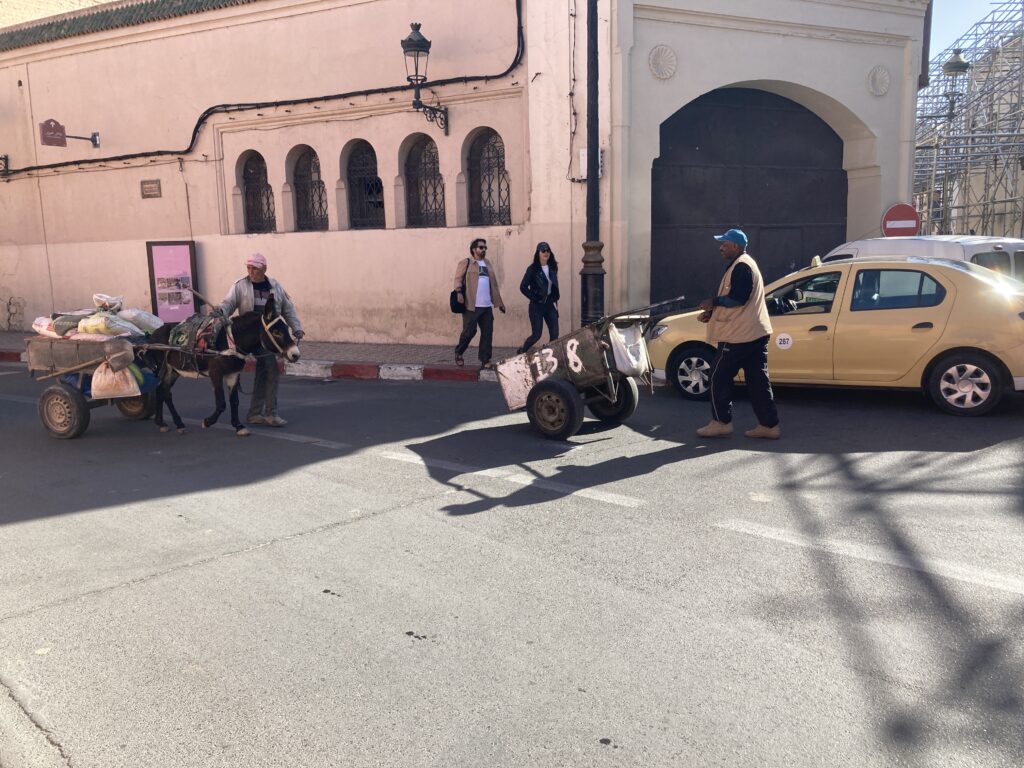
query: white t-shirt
475 262 493 308
541 265 551 296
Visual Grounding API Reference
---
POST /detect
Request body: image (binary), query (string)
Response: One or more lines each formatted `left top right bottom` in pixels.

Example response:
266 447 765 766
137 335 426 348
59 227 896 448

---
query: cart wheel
527 378 584 440
116 391 157 421
38 383 91 439
587 376 639 422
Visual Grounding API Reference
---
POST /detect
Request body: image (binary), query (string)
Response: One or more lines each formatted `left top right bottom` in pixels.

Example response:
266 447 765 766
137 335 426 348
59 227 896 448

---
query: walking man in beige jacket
454 238 506 369
695 229 780 439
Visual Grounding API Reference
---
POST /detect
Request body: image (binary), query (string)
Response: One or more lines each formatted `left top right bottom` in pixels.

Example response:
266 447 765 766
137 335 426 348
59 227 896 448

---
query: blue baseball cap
714 229 748 248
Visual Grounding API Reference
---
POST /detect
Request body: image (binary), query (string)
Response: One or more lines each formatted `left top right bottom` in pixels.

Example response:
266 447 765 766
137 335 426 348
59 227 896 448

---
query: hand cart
495 297 683 440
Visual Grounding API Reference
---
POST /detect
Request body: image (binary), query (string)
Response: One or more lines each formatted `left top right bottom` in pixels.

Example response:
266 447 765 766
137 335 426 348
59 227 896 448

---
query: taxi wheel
527 378 584 440
927 352 1005 416
667 344 715 401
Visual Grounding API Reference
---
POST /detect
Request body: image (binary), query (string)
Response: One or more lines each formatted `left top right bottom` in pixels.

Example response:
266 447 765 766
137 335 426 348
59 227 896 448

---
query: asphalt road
1 362 1022 768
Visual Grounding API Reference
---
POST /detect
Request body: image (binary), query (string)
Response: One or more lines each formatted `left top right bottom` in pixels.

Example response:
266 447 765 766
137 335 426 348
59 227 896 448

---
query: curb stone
2 348 501 384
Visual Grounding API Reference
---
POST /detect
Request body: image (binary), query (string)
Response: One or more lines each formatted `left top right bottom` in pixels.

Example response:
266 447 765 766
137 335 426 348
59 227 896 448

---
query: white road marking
716 518 1024 596
0 371 21 377
378 449 643 508
183 419 350 450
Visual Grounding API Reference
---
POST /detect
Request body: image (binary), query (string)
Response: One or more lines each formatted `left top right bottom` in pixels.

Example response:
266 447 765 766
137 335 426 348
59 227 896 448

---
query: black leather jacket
519 264 560 304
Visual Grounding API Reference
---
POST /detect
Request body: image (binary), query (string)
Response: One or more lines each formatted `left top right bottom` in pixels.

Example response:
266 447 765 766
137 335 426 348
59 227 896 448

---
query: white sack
608 322 651 377
91 361 141 399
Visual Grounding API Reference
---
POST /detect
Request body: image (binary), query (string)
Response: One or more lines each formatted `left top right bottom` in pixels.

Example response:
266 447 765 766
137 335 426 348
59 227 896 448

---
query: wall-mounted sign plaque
39 119 67 147
140 180 162 199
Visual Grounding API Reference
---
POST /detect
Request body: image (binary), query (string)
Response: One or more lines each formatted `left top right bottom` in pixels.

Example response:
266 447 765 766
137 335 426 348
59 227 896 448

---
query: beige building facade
0 0 930 344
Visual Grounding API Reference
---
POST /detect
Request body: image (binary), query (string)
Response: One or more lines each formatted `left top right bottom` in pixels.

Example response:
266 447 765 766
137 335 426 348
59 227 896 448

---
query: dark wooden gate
651 88 848 303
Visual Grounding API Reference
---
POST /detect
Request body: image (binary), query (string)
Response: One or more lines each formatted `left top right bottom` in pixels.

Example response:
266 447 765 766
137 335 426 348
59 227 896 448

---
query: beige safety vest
706 253 773 344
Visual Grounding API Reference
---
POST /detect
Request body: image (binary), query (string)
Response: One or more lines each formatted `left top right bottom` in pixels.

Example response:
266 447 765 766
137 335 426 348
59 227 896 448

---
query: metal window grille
406 138 446 228
468 130 511 226
294 149 328 231
347 141 385 229
243 153 276 233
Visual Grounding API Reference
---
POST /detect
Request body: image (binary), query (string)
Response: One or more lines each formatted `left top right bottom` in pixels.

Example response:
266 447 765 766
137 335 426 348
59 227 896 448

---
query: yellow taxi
647 256 1024 415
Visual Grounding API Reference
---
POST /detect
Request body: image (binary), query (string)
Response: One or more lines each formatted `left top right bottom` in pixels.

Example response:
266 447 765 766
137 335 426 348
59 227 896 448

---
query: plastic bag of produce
32 316 60 338
53 315 85 337
93 294 124 312
78 312 143 337
118 308 163 333
91 361 141 399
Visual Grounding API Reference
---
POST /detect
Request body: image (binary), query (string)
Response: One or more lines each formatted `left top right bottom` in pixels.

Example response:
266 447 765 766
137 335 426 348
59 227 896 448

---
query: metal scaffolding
914 1 1024 237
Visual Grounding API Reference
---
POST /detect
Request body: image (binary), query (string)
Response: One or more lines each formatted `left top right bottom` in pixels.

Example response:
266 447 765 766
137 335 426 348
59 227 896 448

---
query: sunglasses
476 245 488 251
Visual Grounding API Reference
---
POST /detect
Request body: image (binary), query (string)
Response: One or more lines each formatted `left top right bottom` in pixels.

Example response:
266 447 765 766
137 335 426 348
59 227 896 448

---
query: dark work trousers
247 350 280 418
520 300 559 351
708 335 779 427
456 306 495 364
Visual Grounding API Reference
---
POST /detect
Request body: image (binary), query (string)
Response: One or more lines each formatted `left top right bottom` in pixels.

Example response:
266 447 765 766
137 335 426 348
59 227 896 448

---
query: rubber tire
926 351 1004 416
38 383 91 439
527 378 585 440
116 391 157 421
667 344 716 401
587 376 640 422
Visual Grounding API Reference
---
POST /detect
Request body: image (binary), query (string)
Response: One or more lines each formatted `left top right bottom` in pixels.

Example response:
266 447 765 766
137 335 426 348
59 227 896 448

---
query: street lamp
921 49 971 121
400 22 449 135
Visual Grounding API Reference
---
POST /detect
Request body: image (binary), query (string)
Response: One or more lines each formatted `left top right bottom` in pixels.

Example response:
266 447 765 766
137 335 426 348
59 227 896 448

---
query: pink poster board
146 241 199 323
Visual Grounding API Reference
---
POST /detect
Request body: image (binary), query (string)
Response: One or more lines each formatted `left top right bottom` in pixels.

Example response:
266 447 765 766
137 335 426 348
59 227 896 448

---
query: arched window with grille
468 129 511 226
243 152 276 233
405 137 446 228
293 147 328 231
347 141 385 229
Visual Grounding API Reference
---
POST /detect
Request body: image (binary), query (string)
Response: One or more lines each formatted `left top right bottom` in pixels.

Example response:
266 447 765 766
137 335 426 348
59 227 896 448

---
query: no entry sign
881 203 920 237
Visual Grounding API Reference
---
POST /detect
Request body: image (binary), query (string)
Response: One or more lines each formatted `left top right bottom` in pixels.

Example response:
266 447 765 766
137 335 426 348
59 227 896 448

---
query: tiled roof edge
0 0 263 54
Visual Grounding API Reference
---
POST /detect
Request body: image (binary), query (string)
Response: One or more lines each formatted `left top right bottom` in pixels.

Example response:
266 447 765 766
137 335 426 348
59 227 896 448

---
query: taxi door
833 266 955 382
763 267 849 380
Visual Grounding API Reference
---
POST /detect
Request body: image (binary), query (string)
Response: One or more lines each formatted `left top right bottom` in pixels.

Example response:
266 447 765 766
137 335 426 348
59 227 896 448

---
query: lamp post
920 49 971 234
579 0 605 324
401 23 449 135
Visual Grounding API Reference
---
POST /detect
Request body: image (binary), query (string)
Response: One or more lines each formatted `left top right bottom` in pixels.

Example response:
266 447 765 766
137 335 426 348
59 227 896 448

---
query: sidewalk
0 330 516 383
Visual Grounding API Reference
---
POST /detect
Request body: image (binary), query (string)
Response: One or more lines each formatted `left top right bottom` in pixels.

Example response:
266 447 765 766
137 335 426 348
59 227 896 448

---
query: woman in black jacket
516 242 560 354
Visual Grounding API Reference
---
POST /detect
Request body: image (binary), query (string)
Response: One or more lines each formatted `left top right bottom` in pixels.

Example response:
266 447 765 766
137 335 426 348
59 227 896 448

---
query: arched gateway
650 88 848 303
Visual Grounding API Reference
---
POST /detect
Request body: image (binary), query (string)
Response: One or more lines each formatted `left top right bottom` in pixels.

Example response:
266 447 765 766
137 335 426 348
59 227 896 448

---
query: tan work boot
696 420 733 438
745 424 781 440
247 414 266 425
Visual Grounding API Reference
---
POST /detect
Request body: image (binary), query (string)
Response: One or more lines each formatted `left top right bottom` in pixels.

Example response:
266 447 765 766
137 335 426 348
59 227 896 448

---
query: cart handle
597 295 690 324
36 356 106 381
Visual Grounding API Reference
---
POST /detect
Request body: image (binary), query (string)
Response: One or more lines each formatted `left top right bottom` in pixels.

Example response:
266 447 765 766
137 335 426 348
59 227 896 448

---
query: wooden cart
25 336 157 439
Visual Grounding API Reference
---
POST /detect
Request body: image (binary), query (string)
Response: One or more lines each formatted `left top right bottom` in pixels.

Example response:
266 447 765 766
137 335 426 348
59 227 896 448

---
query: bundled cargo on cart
31 293 163 342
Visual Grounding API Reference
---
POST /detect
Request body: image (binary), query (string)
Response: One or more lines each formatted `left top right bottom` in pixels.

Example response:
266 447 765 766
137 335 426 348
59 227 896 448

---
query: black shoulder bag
449 259 469 314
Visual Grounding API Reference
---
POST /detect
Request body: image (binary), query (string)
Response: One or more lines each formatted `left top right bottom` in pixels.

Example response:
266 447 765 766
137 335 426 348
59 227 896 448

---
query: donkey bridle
260 314 292 356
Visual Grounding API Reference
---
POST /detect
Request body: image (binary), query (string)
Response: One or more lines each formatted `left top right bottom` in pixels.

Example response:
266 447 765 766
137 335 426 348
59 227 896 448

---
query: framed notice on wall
146 241 199 323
